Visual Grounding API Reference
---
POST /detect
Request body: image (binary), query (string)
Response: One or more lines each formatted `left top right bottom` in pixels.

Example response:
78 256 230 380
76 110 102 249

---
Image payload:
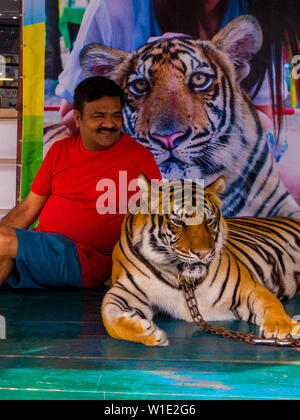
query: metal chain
181 280 300 348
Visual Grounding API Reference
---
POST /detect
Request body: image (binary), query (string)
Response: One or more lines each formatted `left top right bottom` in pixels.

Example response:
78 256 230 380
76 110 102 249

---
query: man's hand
148 32 187 43
0 191 47 286
0 191 49 230
255 104 273 132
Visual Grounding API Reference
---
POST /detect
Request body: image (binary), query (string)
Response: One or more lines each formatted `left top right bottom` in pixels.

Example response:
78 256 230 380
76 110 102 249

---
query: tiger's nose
196 251 210 260
151 132 185 151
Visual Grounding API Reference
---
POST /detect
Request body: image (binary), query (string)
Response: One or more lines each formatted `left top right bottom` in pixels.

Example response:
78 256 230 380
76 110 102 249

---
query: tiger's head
131 174 227 286
80 15 263 181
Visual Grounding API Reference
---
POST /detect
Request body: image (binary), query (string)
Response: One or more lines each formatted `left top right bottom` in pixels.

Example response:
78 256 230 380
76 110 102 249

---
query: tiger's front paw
139 319 169 346
291 323 300 340
260 315 300 341
104 312 169 346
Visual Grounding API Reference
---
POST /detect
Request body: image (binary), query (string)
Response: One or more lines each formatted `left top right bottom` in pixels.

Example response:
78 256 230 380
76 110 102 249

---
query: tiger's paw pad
261 318 299 340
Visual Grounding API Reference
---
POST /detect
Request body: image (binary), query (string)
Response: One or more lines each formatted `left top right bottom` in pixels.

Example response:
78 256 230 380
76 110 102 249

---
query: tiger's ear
138 173 152 202
206 176 226 197
211 15 263 82
80 44 131 86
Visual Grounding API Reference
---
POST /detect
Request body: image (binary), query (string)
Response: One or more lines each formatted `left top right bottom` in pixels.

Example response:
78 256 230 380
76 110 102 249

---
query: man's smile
97 128 118 135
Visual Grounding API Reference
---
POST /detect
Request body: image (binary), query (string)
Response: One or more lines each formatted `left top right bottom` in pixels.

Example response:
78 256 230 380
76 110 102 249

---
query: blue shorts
7 228 83 289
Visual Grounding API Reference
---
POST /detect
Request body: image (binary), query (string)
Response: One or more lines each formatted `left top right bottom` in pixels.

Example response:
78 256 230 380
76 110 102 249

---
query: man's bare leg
0 227 18 286
0 258 14 285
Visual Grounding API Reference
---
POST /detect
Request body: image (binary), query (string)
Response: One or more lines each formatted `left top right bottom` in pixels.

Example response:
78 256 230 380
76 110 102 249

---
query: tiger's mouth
177 261 211 286
155 153 185 166
164 156 180 164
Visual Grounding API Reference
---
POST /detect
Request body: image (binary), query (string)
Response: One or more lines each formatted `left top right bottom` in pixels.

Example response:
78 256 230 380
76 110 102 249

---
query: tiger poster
43 0 300 218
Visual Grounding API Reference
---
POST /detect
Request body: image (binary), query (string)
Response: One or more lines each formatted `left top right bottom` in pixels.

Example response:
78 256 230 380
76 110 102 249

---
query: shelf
0 86 19 90
3 63 18 67
0 109 17 118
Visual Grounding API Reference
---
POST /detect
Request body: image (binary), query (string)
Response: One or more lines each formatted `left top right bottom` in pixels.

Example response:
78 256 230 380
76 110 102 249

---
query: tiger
43 122 68 155
101 174 300 346
79 15 300 218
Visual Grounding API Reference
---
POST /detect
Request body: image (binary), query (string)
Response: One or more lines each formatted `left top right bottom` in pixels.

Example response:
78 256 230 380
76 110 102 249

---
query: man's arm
0 191 48 230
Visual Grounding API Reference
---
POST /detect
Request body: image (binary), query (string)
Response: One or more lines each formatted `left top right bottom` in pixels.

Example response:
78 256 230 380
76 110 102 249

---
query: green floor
0 287 299 400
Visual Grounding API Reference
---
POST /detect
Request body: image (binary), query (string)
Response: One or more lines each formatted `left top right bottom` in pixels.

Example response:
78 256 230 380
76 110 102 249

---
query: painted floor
0 286 299 400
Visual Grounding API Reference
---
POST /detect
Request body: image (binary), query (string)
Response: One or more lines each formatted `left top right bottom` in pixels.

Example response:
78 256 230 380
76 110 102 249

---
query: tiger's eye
206 214 216 226
129 78 149 95
170 218 185 228
189 73 213 91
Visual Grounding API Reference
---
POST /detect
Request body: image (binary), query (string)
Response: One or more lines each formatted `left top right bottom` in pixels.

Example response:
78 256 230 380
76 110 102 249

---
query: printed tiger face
124 38 237 181
80 16 263 181
136 175 227 285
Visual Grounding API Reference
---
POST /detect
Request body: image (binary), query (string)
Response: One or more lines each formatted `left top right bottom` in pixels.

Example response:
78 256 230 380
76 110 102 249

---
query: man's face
74 96 123 151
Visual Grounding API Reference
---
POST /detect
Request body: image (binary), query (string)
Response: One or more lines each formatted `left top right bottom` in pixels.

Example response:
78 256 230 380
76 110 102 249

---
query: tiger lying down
102 175 300 346
80 15 300 218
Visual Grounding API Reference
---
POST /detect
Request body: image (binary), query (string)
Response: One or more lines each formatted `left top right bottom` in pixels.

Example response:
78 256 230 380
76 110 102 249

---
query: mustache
96 127 118 134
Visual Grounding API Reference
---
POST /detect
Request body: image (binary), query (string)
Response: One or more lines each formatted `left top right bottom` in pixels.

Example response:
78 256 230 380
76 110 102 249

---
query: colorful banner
22 0 45 201
42 1 300 218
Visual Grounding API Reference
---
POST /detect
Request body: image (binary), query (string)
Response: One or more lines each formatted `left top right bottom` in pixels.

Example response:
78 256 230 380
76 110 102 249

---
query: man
0 76 162 289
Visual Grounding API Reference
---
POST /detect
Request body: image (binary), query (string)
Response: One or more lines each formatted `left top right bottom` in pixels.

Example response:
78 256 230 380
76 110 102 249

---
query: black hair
74 76 125 115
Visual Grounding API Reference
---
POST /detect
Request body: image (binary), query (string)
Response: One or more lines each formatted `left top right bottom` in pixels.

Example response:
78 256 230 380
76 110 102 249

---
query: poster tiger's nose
152 132 186 150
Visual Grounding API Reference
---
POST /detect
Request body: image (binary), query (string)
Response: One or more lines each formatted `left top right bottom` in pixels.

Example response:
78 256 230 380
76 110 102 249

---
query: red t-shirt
31 134 162 287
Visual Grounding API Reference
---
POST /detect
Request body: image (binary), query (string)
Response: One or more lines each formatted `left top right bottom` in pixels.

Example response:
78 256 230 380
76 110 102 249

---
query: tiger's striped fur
43 122 68 155
80 15 300 218
102 175 300 346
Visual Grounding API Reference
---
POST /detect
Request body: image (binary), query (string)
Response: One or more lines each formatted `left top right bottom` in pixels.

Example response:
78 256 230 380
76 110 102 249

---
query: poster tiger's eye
189 73 213 91
129 78 149 95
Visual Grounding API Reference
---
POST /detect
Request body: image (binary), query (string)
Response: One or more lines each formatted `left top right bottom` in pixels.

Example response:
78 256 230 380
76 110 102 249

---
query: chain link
181 280 300 348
